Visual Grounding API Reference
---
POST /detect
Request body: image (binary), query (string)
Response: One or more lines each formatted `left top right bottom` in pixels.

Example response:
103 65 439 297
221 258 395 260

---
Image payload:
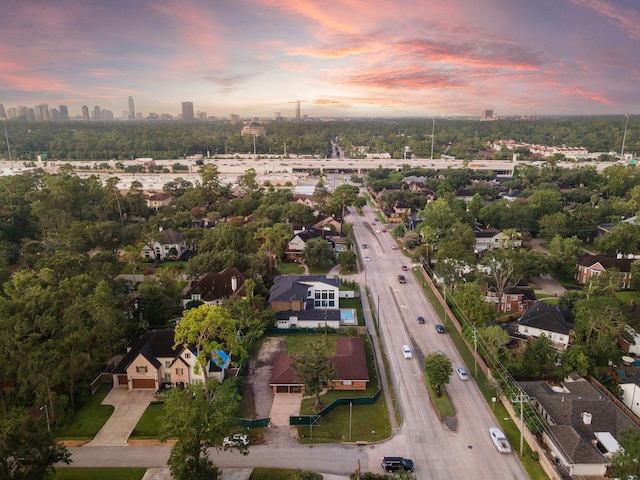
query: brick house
111 328 230 390
485 285 536 314
269 337 369 393
575 254 633 289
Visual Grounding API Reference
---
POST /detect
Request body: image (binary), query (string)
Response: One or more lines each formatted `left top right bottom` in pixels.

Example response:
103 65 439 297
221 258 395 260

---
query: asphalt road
351 205 529 480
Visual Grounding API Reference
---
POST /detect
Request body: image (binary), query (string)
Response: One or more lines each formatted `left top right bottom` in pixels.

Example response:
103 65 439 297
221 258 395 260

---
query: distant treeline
2 116 637 162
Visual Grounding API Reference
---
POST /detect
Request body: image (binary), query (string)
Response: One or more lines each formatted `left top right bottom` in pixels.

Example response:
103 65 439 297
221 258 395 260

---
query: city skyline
1 0 639 118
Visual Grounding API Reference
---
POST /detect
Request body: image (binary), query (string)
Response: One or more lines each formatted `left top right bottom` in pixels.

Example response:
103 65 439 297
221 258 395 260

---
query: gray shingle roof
518 301 574 335
519 378 640 466
269 275 340 303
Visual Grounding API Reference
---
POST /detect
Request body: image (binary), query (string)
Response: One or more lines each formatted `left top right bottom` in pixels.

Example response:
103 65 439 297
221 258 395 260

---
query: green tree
423 352 453 397
538 212 569 240
610 427 640 479
291 340 336 411
594 222 640 255
455 283 495 326
174 304 248 383
558 345 595 379
160 380 245 480
0 408 71 480
520 335 555 378
337 250 357 272
573 296 626 365
254 223 292 274
546 235 583 278
301 238 336 269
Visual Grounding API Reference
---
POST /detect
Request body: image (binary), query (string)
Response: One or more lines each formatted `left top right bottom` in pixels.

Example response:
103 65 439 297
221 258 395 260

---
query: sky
1 0 640 119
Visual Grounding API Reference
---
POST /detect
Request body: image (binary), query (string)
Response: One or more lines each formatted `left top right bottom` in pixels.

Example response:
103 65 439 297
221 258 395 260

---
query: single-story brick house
269 337 369 393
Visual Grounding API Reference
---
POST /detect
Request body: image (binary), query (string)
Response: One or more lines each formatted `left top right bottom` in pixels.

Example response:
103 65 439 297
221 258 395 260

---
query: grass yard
282 334 338 355
250 468 322 480
130 402 166 438
54 468 147 480
58 385 113 440
307 265 332 274
278 262 305 274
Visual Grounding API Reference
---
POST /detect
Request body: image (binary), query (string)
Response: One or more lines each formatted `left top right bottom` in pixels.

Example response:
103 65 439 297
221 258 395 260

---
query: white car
364 256 371 262
402 345 413 359
223 434 248 447
455 367 469 380
489 428 512 453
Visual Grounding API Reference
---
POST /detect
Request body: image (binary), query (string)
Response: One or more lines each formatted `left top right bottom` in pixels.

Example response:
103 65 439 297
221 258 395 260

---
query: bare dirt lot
241 337 300 445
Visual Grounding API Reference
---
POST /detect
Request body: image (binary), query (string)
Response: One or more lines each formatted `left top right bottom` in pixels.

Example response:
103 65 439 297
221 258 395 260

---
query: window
165 361 171 368
342 380 353 386
328 300 335 307
164 373 171 382
176 368 184 375
184 352 191 359
136 366 147 373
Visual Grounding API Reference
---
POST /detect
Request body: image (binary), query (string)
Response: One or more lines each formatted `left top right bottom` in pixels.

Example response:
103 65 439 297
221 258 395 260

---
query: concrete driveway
85 387 156 447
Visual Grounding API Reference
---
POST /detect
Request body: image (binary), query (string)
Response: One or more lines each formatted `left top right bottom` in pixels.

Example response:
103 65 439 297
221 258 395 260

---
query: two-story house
111 328 230 390
285 228 335 260
269 274 342 329
516 301 574 350
520 375 640 477
474 226 522 252
181 267 246 307
575 254 634 289
485 285 536 314
141 228 187 261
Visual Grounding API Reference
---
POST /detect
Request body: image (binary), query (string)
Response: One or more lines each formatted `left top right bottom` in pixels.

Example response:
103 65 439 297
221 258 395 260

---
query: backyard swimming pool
340 308 357 324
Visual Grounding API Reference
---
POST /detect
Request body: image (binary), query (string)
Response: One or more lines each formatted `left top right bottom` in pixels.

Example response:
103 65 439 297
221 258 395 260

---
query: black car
417 316 425 324
381 457 414 472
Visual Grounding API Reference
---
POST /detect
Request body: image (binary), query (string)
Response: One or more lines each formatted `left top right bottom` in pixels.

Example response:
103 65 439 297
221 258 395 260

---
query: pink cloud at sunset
0 0 638 118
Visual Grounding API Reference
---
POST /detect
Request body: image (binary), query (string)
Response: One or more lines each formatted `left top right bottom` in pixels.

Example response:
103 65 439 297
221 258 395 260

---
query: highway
351 204 529 479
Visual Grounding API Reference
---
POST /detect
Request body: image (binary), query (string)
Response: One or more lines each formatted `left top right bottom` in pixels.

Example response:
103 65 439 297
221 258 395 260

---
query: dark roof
518 301 574 335
504 286 536 302
269 337 369 386
269 275 340 303
275 309 341 322
519 378 640 465
160 228 183 245
474 227 502 238
577 254 633 272
112 329 183 374
183 267 246 302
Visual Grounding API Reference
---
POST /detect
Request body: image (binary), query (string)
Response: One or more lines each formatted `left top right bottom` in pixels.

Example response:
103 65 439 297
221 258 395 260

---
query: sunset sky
1 0 639 119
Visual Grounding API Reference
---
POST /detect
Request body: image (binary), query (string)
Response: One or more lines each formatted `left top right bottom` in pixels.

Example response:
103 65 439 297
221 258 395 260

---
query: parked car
381 457 414 472
489 428 512 453
223 434 249 447
455 367 469 380
417 316 425 324
435 324 445 334
401 345 412 359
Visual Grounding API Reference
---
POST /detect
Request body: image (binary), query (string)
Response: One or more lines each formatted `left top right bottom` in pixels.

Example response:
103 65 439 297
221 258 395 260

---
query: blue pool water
340 309 356 324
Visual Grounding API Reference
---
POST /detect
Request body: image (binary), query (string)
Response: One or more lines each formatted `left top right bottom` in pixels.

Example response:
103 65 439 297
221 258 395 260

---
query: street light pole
349 402 352 441
40 405 50 432
511 393 529 457
473 328 478 377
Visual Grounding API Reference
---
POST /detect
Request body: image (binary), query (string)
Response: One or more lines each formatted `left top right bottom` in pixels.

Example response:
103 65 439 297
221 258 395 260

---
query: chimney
231 276 238 292
581 412 592 425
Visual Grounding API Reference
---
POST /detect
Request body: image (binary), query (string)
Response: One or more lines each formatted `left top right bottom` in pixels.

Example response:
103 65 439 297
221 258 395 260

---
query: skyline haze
1 0 640 118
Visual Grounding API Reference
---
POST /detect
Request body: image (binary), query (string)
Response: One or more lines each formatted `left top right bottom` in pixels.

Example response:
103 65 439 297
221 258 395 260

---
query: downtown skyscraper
182 102 194 122
128 96 135 120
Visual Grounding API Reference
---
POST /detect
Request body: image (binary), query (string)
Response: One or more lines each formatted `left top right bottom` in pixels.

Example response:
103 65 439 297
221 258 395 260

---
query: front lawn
278 262 305 274
58 385 113 440
54 468 146 480
250 468 322 480
130 402 165 438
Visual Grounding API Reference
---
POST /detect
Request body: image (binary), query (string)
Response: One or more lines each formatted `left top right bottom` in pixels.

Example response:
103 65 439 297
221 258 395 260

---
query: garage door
132 378 156 389
117 375 128 386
